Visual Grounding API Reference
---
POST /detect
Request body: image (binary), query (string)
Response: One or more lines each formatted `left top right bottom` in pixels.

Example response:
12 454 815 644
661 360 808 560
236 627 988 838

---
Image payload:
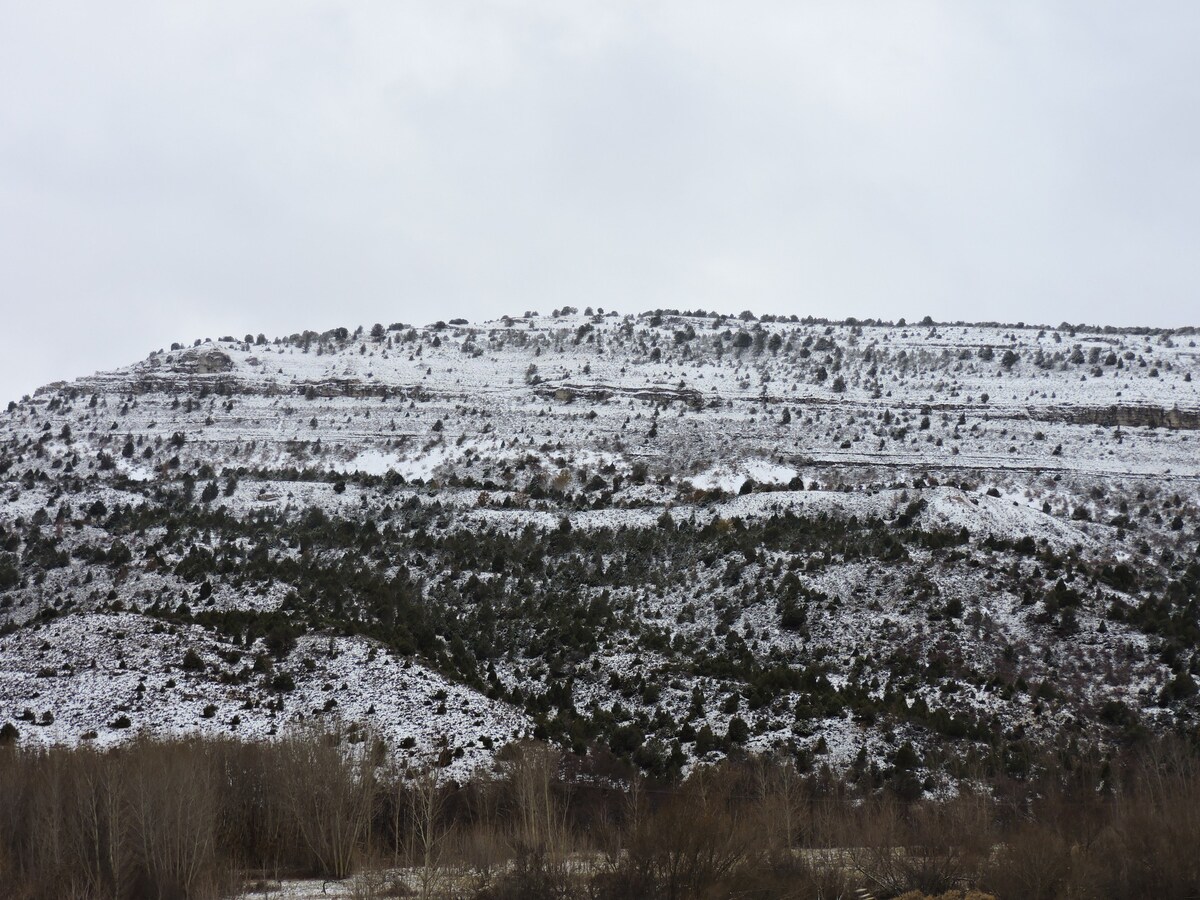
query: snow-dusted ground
20 313 1200 491
2 311 1198 773
0 613 530 777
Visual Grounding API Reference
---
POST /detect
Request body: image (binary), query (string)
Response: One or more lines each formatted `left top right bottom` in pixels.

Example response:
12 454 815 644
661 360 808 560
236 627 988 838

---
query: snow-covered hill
2 309 1198 786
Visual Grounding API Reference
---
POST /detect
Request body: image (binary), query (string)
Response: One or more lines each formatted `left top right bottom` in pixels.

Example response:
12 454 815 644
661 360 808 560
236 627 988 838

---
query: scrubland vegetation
1 729 1198 899
3 311 1200 897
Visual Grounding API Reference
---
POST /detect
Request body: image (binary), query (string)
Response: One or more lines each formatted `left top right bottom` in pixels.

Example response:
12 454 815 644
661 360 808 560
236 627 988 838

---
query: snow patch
688 458 798 493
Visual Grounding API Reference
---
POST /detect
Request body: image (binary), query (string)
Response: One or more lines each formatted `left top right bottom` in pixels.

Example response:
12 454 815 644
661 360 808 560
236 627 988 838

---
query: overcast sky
2 2 1198 403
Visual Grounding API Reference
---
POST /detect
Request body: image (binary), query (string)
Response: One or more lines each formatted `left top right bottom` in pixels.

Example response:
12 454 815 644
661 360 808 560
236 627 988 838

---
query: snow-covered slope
2 310 1198 784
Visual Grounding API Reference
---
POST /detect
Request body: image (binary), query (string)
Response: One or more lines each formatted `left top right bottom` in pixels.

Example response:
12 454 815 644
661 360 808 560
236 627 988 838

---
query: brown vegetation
0 732 1198 899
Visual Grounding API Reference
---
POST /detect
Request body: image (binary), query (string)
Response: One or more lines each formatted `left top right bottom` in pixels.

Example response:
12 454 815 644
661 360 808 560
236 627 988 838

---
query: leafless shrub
0 740 231 899
984 737 1200 900
0 733 1198 899
278 725 376 879
596 763 757 900
126 739 222 898
847 791 994 897
405 761 451 899
487 741 577 900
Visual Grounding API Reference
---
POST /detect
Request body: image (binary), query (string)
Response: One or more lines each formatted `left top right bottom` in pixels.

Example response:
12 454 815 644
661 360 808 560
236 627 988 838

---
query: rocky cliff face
2 311 1198 787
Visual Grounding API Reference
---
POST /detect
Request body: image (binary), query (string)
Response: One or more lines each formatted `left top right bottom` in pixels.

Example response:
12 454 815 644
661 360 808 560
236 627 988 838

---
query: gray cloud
2 1 1198 402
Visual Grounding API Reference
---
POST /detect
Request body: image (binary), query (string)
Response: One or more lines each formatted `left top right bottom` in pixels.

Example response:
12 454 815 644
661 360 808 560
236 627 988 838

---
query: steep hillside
2 309 1199 788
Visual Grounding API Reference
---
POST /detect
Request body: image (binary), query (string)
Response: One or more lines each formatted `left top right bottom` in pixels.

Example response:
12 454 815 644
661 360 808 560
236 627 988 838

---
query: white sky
2 1 1198 403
